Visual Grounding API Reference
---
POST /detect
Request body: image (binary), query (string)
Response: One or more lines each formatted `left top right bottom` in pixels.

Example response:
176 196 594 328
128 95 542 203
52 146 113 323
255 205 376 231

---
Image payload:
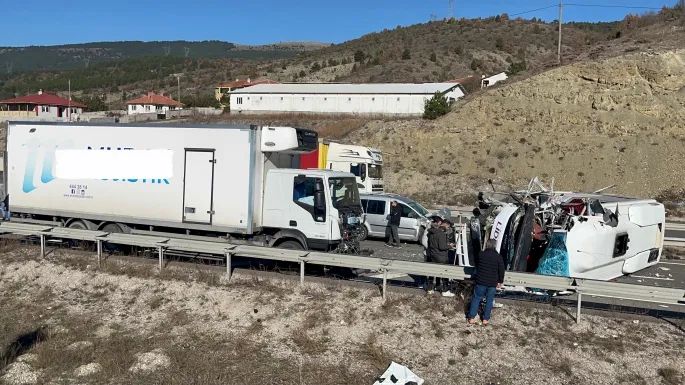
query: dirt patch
0 247 683 384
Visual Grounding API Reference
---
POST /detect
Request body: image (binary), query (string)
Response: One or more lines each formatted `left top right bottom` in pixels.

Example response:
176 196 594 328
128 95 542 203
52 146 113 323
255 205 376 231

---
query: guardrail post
96 239 103 268
382 269 388 301
226 252 233 281
40 234 46 258
576 291 582 324
158 246 164 270
300 261 305 286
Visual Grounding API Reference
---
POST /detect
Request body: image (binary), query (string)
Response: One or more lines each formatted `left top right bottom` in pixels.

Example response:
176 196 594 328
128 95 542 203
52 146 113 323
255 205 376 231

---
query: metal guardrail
0 222 684 323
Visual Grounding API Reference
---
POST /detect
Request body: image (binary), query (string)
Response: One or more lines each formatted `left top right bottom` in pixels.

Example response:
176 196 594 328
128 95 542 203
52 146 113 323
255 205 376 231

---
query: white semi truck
2 122 364 252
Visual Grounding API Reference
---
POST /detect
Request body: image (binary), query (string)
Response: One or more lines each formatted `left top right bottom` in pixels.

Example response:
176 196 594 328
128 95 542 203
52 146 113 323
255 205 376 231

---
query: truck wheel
67 220 89 249
276 240 305 250
100 223 129 254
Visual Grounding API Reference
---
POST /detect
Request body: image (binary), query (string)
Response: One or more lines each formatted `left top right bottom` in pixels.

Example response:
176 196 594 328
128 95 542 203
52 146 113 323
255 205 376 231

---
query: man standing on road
467 238 505 325
386 200 402 248
428 220 456 297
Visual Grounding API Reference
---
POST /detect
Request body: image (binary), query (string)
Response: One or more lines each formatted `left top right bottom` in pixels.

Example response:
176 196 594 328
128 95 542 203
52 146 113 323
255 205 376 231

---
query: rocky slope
348 48 685 205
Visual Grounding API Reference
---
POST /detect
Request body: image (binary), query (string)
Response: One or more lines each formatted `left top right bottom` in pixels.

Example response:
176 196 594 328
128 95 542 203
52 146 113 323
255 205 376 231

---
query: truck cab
300 141 383 194
262 169 363 251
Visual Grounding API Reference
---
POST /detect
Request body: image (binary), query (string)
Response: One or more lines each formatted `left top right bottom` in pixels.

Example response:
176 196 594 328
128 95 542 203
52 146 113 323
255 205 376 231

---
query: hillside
0 15 631 103
347 46 685 205
0 40 327 74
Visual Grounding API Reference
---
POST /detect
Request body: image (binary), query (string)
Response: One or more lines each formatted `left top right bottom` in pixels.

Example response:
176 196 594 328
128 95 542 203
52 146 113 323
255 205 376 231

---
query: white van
359 193 433 242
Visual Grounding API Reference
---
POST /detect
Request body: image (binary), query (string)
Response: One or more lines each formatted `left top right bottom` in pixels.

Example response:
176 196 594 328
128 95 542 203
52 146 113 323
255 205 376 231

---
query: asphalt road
359 238 685 290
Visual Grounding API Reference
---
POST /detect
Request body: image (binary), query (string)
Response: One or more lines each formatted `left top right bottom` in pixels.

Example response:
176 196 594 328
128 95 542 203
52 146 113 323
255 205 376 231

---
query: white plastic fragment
373 362 424 385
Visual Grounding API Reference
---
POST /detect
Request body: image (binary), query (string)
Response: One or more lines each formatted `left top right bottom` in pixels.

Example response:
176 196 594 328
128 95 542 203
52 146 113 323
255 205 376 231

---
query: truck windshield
406 200 430 217
328 177 361 209
368 164 382 179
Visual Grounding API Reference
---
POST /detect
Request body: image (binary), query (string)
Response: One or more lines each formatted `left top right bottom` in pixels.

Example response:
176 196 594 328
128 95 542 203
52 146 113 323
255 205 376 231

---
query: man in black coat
467 238 505 325
386 200 402 248
427 221 456 297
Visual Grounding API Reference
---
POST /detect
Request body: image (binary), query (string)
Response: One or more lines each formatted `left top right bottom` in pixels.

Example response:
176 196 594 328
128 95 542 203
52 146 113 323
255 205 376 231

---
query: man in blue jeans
467 239 505 325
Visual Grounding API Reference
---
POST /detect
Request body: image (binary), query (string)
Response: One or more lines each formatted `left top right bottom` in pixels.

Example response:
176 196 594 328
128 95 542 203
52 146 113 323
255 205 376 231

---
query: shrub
423 92 450 120
430 52 437 62
402 48 411 60
506 59 527 76
354 50 366 63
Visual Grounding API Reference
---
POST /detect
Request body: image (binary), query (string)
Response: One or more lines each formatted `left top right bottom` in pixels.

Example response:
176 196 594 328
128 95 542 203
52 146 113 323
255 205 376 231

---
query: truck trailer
3 121 364 252
300 140 383 193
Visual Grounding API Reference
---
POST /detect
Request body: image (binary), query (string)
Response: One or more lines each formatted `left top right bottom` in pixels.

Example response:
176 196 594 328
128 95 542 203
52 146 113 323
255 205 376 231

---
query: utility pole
557 2 563 65
68 79 71 122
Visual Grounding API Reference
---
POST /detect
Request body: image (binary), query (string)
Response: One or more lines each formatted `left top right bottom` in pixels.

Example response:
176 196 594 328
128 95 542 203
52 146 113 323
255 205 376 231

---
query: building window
145 105 151 112
237 97 243 105
397 97 400 101
41 106 49 112
132 105 137 111
280 97 284 101
348 97 351 101
324 97 327 101
260 96 263 100
302 97 305 101
372 97 375 101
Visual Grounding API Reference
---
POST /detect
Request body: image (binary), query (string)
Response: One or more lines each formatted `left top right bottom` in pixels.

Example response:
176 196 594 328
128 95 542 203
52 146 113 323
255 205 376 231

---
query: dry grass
1 247 684 385
658 367 683 385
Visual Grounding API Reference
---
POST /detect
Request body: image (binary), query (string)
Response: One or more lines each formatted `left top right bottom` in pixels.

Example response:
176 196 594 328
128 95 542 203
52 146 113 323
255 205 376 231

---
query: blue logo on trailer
21 140 170 194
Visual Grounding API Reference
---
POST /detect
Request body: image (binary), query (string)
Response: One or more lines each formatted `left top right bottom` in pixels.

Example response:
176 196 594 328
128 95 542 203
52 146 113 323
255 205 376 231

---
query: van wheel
276 240 305 250
417 226 426 244
358 225 368 241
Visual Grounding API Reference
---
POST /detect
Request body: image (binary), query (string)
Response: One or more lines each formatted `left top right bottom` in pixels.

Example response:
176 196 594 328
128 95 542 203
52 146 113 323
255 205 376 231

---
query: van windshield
328 177 361 209
406 200 430 217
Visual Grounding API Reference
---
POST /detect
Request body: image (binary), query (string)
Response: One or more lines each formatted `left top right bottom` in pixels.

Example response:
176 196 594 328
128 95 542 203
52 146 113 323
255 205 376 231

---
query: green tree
423 92 450 120
354 50 366 63
506 59 527 76
495 37 505 50
430 52 437 62
299 70 306 77
401 48 411 60
470 58 480 71
311 62 322 72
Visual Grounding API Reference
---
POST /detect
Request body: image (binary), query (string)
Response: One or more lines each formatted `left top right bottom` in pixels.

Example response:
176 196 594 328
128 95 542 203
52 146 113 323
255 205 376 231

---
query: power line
508 3 664 18
564 4 663 10
510 5 558 17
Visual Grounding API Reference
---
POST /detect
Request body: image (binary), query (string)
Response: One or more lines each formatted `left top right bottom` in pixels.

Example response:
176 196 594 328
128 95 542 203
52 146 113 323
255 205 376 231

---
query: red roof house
126 91 184 115
0 89 86 119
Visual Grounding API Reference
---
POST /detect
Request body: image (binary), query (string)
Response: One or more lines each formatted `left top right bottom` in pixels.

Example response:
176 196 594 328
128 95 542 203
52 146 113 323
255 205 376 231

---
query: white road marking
658 261 685 266
629 275 674 281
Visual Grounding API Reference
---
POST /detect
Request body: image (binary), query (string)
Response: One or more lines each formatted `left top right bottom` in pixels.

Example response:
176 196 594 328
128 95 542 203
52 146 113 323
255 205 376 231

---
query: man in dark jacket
386 200 402 248
428 222 455 297
467 238 505 325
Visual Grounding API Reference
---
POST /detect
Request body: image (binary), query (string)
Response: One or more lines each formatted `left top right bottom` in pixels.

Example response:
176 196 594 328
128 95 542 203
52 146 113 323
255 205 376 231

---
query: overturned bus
464 178 665 281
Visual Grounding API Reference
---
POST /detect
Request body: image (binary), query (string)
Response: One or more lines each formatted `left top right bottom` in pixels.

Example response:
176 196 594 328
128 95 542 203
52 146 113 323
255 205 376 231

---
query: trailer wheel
100 223 130 254
276 240 305 250
66 220 89 249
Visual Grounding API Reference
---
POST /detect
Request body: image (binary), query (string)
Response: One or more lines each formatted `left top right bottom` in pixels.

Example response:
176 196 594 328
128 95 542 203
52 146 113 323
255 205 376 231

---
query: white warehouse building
228 83 465 116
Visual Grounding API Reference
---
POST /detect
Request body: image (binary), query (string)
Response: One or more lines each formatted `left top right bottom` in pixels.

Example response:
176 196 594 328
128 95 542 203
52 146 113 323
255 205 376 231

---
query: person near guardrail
386 200 402 248
467 238 505 325
428 220 456 297
419 216 442 292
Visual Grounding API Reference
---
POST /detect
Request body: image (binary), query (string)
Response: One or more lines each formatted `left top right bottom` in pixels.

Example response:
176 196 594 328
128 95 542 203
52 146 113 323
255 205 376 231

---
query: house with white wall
0 89 86 121
481 72 508 88
228 83 465 116
126 92 184 115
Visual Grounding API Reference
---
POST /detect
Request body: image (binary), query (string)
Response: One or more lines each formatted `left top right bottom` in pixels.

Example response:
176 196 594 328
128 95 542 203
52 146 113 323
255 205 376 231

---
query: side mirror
360 164 367 182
